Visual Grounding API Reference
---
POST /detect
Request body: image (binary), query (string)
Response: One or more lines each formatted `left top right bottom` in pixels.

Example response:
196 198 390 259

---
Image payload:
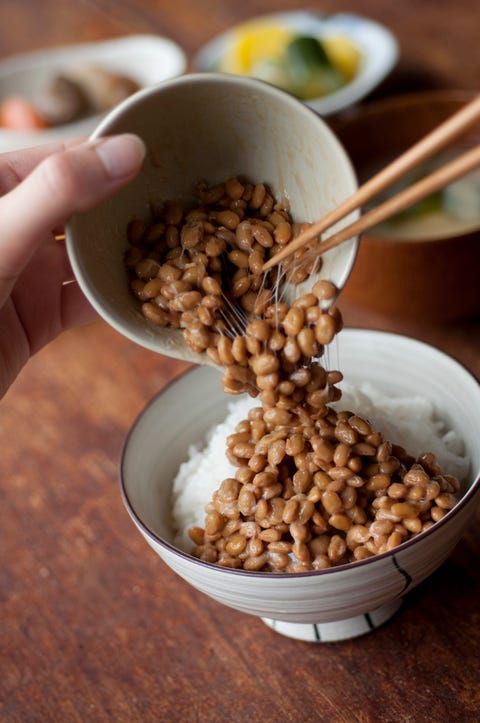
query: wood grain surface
1 2 479 722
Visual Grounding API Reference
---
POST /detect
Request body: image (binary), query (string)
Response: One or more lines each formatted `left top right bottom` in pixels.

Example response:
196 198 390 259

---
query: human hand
0 134 146 398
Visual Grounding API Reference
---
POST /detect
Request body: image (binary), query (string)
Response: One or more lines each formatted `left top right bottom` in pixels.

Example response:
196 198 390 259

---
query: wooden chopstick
262 94 480 272
285 143 480 264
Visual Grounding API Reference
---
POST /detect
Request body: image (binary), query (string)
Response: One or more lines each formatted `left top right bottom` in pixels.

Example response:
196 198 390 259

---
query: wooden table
1 2 479 721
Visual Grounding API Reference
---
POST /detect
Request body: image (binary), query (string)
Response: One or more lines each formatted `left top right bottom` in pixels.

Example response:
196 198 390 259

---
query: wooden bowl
333 91 480 321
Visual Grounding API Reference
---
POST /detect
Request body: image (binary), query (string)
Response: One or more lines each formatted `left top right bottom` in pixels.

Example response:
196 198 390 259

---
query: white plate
0 34 187 152
193 11 398 116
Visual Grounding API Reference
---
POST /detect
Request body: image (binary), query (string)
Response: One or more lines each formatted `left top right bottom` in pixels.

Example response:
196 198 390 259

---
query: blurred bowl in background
0 35 187 152
193 11 398 117
333 90 480 321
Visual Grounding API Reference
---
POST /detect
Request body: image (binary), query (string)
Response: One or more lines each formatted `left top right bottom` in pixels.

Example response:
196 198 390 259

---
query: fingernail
95 134 146 178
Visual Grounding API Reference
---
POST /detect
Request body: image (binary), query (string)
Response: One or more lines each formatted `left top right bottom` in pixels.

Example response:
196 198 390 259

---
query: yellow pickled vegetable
217 21 361 99
220 22 294 74
323 35 361 80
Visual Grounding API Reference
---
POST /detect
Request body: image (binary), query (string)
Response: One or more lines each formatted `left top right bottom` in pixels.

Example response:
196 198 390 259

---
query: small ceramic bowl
333 91 480 321
120 329 480 642
66 73 359 364
0 35 187 152
193 11 398 116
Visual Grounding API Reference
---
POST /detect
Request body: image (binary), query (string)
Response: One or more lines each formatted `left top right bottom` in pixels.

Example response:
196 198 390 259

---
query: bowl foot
261 599 402 642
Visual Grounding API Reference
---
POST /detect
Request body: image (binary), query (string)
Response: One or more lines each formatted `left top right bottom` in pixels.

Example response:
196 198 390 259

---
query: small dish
0 34 187 152
120 329 480 642
193 11 398 116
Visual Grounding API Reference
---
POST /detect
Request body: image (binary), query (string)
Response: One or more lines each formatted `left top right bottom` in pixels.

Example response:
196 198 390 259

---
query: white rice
171 384 469 551
338 382 467 475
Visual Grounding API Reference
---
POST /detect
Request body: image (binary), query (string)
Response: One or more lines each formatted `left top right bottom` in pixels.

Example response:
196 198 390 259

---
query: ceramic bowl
0 34 187 152
193 11 398 116
333 91 480 321
120 329 480 642
66 73 359 364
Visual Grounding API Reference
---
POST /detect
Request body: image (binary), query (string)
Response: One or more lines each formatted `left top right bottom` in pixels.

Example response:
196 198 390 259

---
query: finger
0 133 146 300
61 279 99 330
9 239 97 355
0 137 86 194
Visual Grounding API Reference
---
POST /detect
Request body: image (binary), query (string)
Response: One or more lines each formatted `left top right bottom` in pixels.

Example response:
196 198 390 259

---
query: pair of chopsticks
262 94 480 272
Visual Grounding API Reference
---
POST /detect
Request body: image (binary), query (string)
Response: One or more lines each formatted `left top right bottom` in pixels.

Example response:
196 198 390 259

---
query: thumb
0 133 145 291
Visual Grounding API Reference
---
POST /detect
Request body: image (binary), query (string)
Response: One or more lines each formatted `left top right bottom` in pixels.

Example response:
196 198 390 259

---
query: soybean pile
125 178 460 573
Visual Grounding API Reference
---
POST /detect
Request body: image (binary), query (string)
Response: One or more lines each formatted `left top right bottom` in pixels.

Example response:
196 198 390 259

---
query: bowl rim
87 69 360 143
333 88 480 124
120 328 480 580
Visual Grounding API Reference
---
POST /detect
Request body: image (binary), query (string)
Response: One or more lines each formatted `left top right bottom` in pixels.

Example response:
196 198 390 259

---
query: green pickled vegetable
286 36 332 72
283 36 344 100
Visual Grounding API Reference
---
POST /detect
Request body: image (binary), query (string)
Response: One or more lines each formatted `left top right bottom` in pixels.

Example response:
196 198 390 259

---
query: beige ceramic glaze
66 73 359 366
120 329 480 642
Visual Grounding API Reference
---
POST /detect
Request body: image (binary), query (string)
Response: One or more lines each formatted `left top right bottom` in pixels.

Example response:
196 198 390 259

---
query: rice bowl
120 329 480 641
